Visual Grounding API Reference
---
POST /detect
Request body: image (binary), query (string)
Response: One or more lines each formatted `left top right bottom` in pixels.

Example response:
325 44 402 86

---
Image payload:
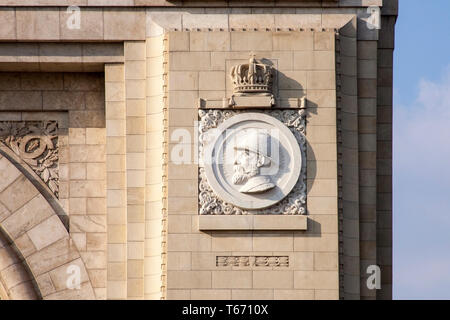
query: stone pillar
376 13 396 300
338 18 361 299
358 38 378 299
105 63 127 299
144 34 166 299
124 41 147 299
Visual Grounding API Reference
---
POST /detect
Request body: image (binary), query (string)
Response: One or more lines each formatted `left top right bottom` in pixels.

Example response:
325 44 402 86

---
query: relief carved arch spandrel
0 132 68 229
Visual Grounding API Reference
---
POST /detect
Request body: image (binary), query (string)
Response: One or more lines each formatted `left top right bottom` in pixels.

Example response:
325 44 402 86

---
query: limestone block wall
64 74 107 300
163 30 339 300
0 72 106 299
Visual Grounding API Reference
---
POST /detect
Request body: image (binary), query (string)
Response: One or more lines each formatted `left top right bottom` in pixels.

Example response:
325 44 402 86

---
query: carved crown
230 54 274 95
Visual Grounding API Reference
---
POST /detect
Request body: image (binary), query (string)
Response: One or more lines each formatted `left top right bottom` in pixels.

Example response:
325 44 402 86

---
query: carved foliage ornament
0 121 59 197
199 109 306 215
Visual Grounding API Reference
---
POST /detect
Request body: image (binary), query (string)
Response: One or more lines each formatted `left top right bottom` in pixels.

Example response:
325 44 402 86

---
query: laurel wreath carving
0 121 59 198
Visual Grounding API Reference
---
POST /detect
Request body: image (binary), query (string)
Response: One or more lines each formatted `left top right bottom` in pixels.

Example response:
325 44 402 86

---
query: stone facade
0 0 397 300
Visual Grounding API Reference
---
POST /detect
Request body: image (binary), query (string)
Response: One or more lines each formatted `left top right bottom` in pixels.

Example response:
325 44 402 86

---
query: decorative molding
217 256 250 267
0 121 59 198
161 33 170 300
198 97 305 109
198 215 307 231
254 256 289 267
199 109 306 215
216 256 289 267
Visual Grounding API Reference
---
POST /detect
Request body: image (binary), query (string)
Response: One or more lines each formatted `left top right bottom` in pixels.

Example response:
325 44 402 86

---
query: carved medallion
199 110 306 215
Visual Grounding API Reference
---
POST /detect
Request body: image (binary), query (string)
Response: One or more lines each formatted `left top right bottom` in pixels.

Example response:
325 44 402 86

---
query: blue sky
394 0 450 299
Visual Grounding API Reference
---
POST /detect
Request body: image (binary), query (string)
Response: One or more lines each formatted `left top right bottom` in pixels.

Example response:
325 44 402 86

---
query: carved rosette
198 109 306 215
0 121 59 197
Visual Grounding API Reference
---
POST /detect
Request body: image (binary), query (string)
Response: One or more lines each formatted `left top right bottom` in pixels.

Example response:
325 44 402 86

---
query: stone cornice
0 0 388 9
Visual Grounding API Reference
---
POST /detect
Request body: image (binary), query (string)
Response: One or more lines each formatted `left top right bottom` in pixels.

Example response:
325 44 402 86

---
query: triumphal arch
0 0 397 300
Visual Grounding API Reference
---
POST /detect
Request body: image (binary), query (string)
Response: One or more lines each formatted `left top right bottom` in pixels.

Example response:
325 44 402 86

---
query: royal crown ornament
230 54 274 96
228 54 276 108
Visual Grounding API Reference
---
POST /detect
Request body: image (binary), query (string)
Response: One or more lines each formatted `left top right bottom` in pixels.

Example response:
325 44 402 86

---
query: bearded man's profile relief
232 129 275 194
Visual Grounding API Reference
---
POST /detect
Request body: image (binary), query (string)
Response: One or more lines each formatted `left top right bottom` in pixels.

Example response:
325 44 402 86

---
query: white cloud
395 65 450 180
394 66 450 299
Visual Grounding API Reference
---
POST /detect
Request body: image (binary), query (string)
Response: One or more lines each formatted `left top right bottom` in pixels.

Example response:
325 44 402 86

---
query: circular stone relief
203 113 302 210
